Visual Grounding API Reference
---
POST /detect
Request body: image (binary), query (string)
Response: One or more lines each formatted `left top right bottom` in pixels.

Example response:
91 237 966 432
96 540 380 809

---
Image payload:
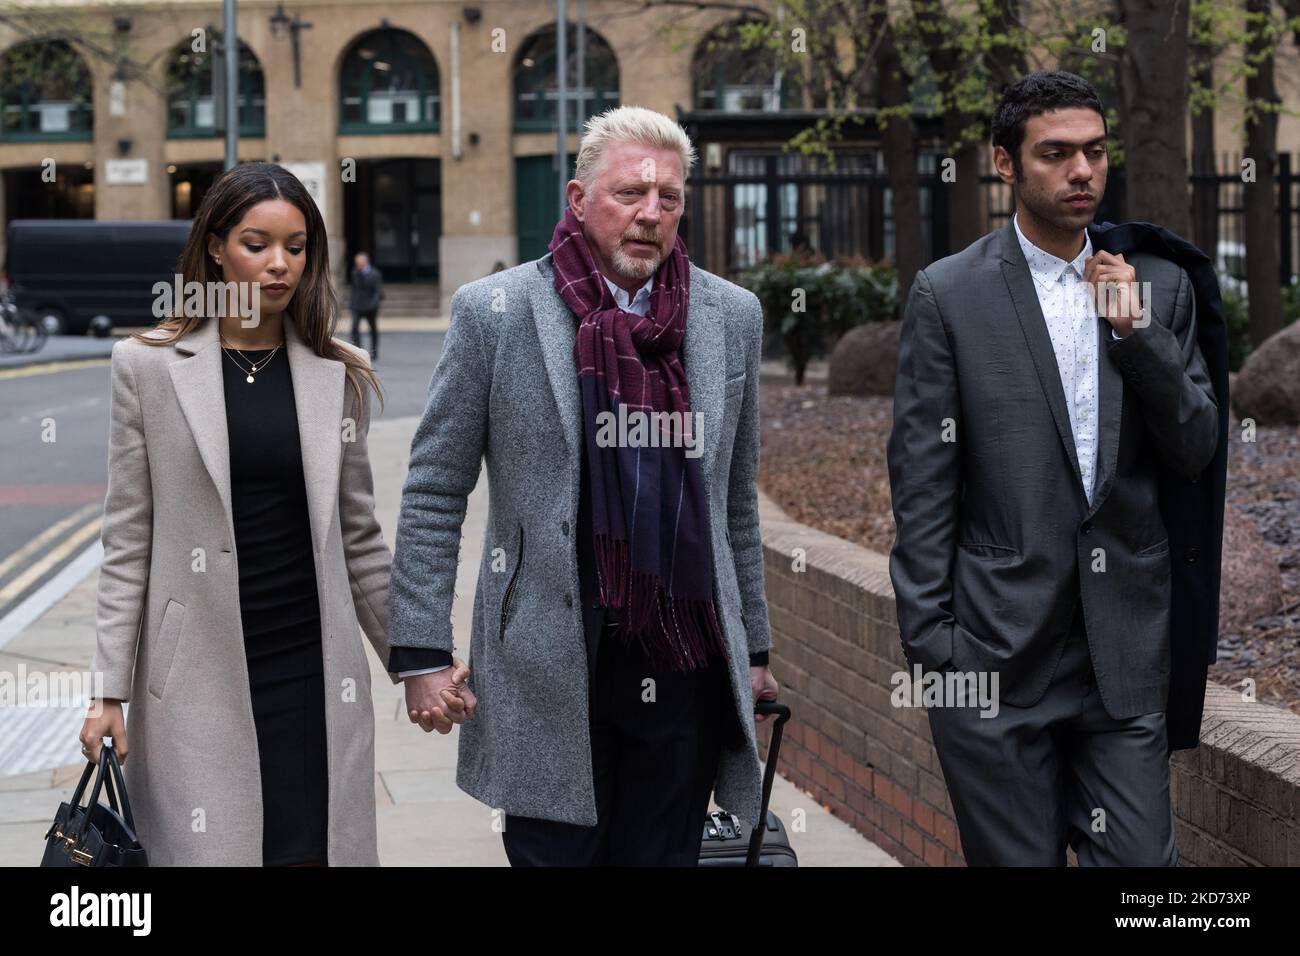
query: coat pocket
147 598 187 701
957 541 1019 559
1136 538 1170 557
499 524 525 641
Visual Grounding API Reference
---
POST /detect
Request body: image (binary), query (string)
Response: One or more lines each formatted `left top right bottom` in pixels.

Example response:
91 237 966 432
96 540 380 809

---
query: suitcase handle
748 700 789 866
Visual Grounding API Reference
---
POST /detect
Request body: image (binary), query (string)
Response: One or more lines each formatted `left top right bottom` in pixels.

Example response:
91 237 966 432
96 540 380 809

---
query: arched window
0 39 93 141
513 24 618 132
339 29 439 133
692 20 794 112
165 33 265 138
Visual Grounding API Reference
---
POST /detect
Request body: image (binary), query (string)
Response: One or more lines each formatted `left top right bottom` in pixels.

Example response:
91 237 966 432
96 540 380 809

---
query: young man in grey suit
887 71 1219 865
385 106 779 865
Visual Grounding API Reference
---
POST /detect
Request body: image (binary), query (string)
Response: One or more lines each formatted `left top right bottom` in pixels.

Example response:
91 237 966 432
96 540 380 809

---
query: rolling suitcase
698 700 798 866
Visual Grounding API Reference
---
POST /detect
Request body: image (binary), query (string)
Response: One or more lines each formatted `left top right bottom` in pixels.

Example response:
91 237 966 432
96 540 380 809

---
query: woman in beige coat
79 162 418 865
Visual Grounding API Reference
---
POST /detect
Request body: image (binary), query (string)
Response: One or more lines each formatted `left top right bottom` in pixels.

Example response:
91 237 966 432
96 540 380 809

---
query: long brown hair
133 161 382 412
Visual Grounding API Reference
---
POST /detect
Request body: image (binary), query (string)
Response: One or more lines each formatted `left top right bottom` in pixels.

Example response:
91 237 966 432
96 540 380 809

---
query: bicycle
0 293 47 354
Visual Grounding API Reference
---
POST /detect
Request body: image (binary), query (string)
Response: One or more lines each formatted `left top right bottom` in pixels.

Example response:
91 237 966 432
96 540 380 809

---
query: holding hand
405 658 477 734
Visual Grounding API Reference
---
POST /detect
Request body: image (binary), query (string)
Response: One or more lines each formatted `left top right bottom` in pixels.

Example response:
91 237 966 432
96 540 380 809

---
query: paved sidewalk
0 416 895 866
0 336 116 370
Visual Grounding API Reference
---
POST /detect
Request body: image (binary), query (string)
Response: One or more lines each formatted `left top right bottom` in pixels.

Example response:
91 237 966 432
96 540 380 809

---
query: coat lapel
532 253 725 482
999 220 1122 515
169 316 345 555
1085 223 1124 519
169 318 234 543
680 264 724 476
533 253 583 487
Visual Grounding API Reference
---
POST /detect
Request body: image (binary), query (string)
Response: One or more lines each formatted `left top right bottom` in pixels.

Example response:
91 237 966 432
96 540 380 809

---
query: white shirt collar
1013 212 1091 292
602 274 654 314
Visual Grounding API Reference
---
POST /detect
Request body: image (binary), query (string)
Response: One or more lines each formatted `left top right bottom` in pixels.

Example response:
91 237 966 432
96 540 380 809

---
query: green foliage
738 253 897 384
1217 283 1252 372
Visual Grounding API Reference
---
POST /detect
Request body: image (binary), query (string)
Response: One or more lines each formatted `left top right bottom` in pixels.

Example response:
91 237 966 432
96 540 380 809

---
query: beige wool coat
90 314 397 866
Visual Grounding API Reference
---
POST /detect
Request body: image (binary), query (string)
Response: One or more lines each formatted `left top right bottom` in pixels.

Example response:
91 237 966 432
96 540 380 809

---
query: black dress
221 344 329 866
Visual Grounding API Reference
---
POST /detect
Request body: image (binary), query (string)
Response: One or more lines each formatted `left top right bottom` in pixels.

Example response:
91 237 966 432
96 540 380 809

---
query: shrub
739 254 897 384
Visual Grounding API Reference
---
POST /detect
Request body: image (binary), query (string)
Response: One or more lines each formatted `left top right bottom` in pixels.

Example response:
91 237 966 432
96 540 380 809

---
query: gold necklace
220 336 283 384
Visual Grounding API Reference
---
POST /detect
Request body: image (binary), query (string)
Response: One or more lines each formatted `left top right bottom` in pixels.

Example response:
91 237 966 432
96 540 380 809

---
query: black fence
684 149 1298 292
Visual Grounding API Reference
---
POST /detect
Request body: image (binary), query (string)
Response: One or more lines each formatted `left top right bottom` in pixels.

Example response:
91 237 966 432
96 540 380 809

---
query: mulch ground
758 381 1300 716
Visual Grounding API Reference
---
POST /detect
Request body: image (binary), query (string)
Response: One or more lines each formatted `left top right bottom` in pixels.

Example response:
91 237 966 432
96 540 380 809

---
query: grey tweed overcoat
387 252 773 828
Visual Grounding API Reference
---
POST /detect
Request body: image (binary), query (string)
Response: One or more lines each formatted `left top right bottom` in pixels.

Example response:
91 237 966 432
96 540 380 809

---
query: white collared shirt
1012 212 1105 505
602 274 654 316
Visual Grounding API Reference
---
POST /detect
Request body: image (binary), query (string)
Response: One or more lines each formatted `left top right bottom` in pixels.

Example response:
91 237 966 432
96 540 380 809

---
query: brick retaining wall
754 492 1300 866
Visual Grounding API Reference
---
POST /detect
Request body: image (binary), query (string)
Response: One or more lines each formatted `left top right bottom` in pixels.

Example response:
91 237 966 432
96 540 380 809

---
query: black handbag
41 743 148 867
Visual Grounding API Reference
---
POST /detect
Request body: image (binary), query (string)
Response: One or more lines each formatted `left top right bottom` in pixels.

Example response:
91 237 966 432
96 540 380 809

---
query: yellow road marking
0 358 111 381
0 515 103 605
0 503 99 583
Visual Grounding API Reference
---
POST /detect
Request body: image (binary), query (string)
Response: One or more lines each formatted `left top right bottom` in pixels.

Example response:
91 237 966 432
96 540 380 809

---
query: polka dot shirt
1012 212 1106 505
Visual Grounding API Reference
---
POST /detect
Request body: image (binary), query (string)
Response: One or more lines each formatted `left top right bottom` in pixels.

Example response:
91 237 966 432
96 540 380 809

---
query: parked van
3 219 192 335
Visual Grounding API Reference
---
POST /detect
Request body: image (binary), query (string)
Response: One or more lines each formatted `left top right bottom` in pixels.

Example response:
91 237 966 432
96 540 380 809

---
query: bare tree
1241 0 1285 345
0 2 170 91
1189 0 1231 256
910 0 1028 254
1115 0 1191 236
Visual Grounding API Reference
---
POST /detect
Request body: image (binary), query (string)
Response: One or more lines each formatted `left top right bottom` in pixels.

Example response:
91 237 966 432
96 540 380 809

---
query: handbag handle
100 744 136 831
65 742 123 842
66 759 97 813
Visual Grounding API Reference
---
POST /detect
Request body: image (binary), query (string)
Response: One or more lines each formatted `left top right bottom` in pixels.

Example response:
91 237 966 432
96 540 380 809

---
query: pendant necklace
221 334 284 384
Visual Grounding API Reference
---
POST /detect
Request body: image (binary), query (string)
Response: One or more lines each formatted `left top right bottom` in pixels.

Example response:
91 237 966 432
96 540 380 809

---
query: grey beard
611 243 661 280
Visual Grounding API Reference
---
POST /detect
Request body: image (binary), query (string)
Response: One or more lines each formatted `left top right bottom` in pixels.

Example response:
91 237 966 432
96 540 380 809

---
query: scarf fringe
593 531 730 672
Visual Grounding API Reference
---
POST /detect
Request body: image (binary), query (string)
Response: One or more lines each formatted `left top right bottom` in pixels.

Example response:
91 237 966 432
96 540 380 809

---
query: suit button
1185 546 1200 563
562 520 570 537
564 592 574 608
1081 520 1093 535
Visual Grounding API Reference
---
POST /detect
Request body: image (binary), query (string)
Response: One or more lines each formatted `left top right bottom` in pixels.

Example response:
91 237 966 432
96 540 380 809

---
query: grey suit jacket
887 220 1219 719
387 252 772 827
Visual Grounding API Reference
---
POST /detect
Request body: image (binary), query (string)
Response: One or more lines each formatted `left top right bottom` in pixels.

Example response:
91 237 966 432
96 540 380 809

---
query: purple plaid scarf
548 207 729 672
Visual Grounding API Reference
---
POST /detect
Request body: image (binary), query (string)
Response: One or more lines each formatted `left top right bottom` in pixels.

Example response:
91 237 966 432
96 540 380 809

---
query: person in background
350 252 383 361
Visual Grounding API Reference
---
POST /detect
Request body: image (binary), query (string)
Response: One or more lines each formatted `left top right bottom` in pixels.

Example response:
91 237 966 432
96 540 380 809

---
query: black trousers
350 310 379 358
502 619 730 866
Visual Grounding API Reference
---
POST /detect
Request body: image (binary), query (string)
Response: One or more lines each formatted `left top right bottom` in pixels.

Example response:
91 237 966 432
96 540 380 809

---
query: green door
516 154 576 264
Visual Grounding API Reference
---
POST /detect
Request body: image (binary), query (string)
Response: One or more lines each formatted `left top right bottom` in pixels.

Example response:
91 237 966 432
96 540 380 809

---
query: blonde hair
574 105 698 190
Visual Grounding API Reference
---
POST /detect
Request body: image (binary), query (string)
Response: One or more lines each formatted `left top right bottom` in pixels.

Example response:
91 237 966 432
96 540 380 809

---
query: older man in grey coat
386 106 779 865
